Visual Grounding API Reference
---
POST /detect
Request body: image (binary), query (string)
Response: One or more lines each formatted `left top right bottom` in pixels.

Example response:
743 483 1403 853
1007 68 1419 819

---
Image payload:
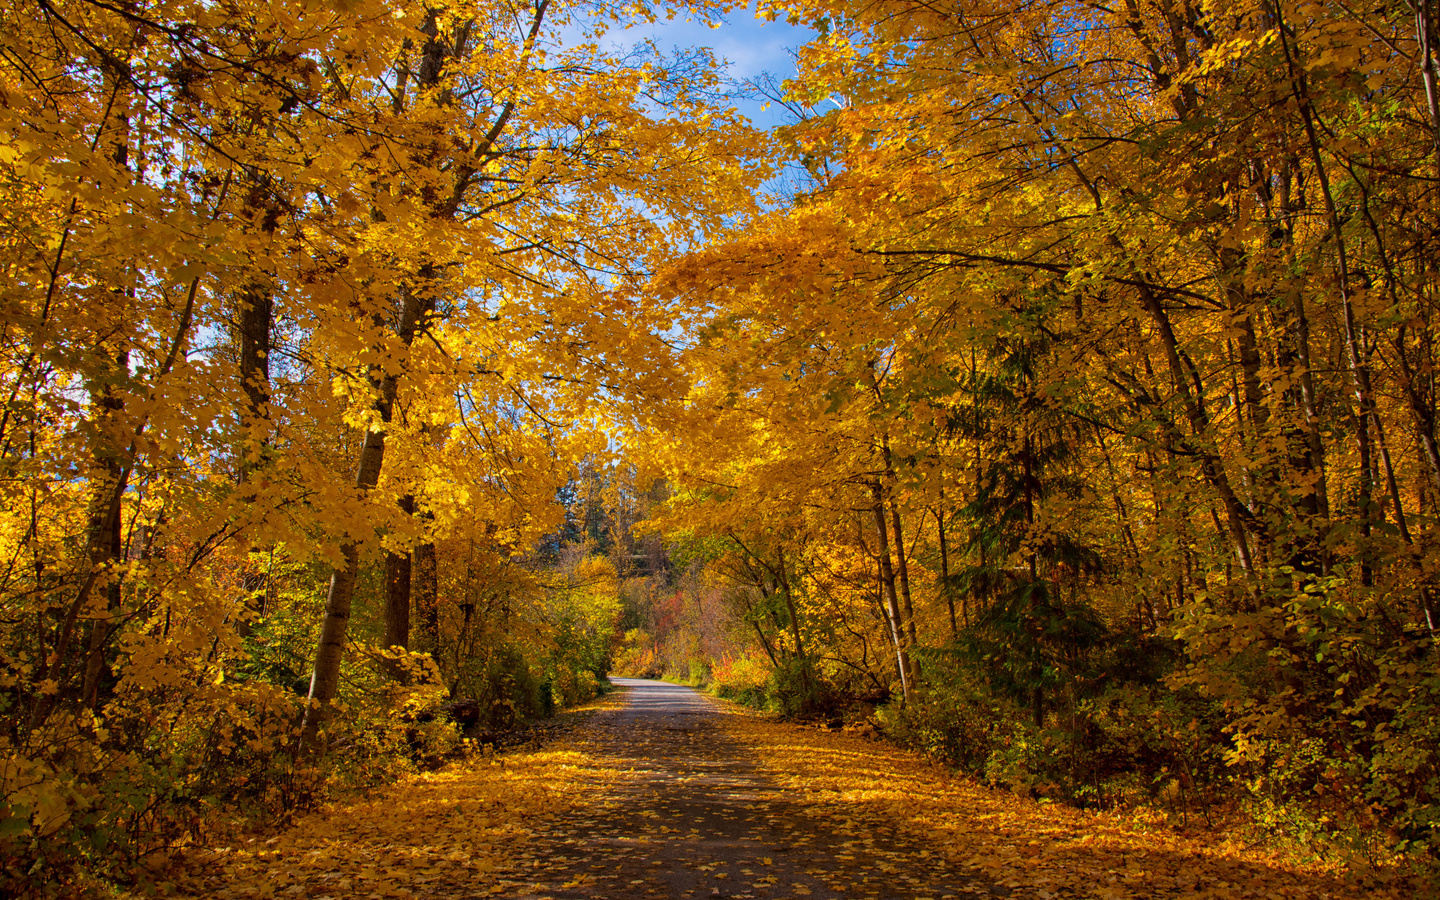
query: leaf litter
157 681 1410 899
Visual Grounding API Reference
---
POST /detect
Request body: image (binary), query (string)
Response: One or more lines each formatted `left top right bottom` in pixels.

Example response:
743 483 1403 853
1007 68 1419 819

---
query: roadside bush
1173 576 1440 873
878 672 1069 800
549 667 600 708
611 628 663 679
686 656 712 686
770 658 837 718
883 674 1011 775
0 680 320 898
453 642 549 728
881 635 1233 812
711 651 772 708
1072 683 1227 813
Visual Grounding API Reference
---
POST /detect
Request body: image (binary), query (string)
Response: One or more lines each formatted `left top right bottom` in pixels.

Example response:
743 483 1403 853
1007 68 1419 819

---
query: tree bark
889 502 920 685
80 353 128 710
1418 0 1440 169
1276 5 1381 581
236 279 273 484
870 481 910 700
301 285 430 750
413 539 439 651
234 271 274 639
1137 285 1259 577
383 493 417 658
774 548 807 663
935 504 956 638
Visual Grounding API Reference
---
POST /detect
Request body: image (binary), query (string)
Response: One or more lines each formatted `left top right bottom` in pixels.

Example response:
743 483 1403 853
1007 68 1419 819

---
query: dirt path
485 678 995 900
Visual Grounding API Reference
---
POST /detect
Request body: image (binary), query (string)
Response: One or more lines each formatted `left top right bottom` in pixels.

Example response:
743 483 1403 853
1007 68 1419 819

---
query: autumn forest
3 0 1440 894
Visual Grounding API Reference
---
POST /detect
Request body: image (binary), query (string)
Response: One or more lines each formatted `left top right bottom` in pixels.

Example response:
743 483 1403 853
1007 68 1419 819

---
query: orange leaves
168 746 597 899
0 0 776 886
167 685 1416 899
727 711 1408 900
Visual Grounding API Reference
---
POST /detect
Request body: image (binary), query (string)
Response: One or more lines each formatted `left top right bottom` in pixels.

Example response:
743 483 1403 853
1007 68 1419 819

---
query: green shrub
711 652 773 709
770 658 836 718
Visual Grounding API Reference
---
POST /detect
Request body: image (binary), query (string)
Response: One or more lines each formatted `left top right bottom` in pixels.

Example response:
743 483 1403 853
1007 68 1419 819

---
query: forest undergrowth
144 692 629 900
721 704 1422 899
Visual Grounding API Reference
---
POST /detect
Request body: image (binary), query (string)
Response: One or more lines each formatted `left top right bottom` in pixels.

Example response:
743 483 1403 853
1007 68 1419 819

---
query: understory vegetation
628 532 1438 878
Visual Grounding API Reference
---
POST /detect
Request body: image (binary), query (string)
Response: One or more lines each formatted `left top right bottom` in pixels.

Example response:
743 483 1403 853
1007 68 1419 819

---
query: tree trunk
234 274 274 638
236 279 273 484
77 68 135 714
889 502 920 684
935 504 956 638
1418 0 1440 169
1023 431 1043 730
383 494 417 657
301 286 430 750
742 590 781 668
1137 285 1259 576
1277 9 1383 582
413 539 439 651
1096 429 1140 567
80 357 128 710
775 548 807 662
1394 328 1440 499
870 481 910 700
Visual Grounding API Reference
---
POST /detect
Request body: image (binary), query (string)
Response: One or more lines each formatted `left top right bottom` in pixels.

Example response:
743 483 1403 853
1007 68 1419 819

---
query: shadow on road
489 677 1003 900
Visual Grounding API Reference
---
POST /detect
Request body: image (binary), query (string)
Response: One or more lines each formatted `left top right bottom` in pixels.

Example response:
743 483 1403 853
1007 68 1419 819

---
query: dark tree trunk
414 539 439 651
383 495 417 661
935 505 956 637
301 286 431 750
870 481 910 700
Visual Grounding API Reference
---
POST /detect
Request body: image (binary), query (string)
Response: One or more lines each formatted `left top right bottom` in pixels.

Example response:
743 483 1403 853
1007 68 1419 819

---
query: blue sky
583 2 816 129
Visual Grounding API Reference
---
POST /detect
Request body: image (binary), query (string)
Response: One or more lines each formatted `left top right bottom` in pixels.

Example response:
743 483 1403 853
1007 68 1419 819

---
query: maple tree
639 0 1440 873
0 0 763 890
3 0 1440 890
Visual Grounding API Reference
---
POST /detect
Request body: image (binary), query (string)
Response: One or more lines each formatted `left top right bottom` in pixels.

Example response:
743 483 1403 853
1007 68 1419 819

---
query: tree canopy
2 0 1439 891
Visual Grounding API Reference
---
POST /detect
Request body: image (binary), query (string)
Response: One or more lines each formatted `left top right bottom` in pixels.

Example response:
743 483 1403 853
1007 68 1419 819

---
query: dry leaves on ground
722 710 1414 900
153 747 601 900
151 695 634 900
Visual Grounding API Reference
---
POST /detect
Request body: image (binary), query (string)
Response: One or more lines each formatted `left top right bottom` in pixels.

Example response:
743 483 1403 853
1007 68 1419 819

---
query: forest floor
158 679 1412 900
